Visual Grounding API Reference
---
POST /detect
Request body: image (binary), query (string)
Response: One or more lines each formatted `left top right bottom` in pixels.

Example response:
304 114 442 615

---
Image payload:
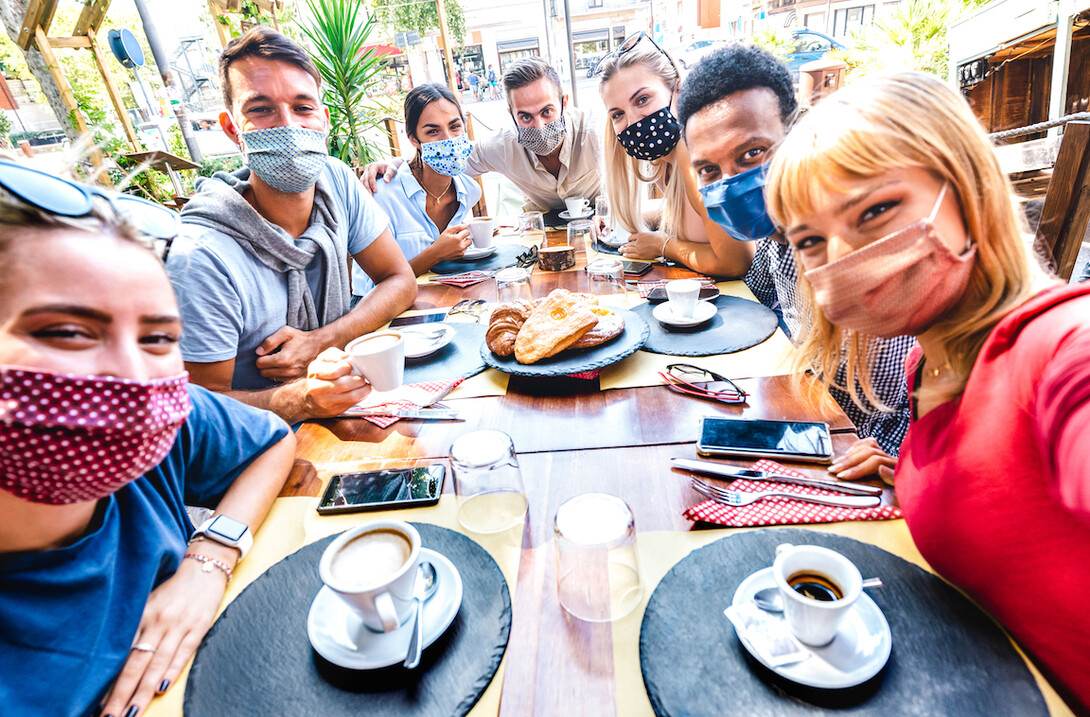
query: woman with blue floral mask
594 35 753 277
363 84 480 288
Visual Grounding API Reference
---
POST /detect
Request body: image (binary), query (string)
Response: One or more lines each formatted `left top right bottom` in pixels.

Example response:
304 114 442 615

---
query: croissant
486 299 534 356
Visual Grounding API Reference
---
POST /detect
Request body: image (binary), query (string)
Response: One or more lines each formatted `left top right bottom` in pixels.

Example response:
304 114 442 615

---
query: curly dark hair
677 44 797 134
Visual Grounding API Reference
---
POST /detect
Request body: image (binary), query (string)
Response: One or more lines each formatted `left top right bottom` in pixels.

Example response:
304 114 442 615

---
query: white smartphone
697 417 834 463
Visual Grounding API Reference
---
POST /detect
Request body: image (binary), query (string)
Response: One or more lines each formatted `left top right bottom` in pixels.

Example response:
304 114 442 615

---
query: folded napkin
429 271 494 288
636 276 717 299
683 459 901 527
567 369 601 380
343 379 463 427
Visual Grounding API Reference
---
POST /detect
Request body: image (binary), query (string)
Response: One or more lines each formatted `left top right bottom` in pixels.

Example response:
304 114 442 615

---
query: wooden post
465 112 487 216
382 116 401 157
34 26 110 182
434 0 459 97
88 33 140 151
208 0 231 48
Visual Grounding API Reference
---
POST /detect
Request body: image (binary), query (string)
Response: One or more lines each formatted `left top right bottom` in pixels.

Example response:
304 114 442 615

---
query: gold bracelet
660 235 672 259
183 553 233 582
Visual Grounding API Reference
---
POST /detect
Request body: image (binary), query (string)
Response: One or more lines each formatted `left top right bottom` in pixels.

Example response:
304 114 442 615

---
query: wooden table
262 238 1069 716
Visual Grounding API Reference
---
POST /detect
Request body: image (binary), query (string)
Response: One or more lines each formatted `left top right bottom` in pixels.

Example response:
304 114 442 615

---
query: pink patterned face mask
803 183 978 338
0 368 191 505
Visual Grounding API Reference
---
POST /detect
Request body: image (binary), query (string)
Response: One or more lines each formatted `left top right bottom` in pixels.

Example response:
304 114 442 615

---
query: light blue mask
698 163 776 241
420 135 473 176
239 126 328 194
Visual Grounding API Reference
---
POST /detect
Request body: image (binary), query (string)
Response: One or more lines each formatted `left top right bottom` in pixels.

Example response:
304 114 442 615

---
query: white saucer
461 245 497 260
731 567 891 689
559 210 593 221
307 548 463 670
397 324 456 359
652 300 717 327
599 227 630 248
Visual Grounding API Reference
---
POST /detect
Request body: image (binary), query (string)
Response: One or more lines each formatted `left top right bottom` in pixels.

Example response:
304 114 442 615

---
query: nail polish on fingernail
123 707 139 717
158 680 170 692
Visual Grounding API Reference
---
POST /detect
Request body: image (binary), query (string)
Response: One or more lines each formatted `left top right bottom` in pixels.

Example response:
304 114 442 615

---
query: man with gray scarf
167 27 416 423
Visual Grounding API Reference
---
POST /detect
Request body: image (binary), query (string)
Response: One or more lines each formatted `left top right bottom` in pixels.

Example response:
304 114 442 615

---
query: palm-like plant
300 0 390 165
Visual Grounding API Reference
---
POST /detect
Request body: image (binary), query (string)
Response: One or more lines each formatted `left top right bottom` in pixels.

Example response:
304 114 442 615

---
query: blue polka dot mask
239 125 329 194
419 135 473 176
616 107 681 162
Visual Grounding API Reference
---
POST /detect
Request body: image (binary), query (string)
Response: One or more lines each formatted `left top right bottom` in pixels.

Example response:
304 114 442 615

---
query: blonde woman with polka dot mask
0 161 296 717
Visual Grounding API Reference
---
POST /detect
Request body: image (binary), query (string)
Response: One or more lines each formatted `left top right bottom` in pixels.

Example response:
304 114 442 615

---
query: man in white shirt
362 57 602 213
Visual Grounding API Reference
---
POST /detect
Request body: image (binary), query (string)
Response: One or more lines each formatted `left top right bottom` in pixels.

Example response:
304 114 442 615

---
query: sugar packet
724 602 811 667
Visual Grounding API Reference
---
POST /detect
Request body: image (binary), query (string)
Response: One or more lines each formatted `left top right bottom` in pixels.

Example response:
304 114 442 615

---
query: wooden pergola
206 0 286 48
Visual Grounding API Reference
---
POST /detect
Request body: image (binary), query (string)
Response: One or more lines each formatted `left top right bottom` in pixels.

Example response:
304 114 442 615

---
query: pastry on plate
569 306 625 350
486 299 534 357
514 289 598 364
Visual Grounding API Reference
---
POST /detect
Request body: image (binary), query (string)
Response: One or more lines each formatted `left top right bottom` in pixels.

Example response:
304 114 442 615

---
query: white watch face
208 515 248 543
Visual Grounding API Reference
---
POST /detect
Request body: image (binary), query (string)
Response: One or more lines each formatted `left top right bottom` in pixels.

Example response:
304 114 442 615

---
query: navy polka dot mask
616 107 682 162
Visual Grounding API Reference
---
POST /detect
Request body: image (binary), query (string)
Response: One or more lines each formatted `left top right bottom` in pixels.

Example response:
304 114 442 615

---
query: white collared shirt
352 161 481 296
466 106 603 212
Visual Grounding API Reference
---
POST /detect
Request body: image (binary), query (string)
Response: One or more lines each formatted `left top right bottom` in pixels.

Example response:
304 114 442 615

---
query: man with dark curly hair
678 44 914 467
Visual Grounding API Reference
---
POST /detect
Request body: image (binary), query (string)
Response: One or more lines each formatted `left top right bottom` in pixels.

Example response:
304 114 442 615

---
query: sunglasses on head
588 32 679 78
0 160 180 259
658 363 748 404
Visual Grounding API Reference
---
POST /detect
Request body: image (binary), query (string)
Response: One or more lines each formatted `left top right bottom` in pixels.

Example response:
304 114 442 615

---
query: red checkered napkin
566 369 601 380
635 276 717 299
429 271 494 288
343 379 463 428
683 459 901 527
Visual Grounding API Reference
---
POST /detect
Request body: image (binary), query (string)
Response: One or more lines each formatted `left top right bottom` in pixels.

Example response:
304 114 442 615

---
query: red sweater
897 284 1090 715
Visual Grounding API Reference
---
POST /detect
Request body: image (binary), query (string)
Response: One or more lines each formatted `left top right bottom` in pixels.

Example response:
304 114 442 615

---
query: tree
370 0 465 46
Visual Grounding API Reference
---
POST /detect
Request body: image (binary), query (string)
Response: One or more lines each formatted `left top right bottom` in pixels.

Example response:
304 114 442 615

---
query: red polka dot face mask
0 368 191 505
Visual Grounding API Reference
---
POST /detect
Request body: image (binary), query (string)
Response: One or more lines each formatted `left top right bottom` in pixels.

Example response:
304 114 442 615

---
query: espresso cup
564 197 591 217
345 331 404 391
665 278 701 319
318 520 421 633
772 543 862 646
468 217 497 248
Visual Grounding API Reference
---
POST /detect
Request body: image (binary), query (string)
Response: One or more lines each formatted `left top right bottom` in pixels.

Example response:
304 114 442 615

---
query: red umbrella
362 44 404 59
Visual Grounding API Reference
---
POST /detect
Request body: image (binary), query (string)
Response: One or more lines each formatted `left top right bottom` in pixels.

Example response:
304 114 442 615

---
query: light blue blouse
353 161 482 296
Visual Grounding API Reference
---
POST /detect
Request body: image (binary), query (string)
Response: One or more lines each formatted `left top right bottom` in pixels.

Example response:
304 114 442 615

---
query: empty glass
585 258 627 307
568 219 596 263
450 430 528 534
518 211 546 247
495 266 534 303
595 195 611 230
554 493 642 622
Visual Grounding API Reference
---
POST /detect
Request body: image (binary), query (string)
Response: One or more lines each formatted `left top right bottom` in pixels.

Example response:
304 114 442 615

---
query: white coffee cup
772 543 862 646
318 520 421 633
345 331 404 391
665 278 701 319
564 197 591 217
468 217 496 248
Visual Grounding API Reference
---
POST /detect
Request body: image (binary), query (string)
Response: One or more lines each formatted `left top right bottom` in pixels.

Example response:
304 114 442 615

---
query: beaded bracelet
183 553 233 582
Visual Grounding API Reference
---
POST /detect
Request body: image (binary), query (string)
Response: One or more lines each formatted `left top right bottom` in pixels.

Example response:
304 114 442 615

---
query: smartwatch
192 515 253 560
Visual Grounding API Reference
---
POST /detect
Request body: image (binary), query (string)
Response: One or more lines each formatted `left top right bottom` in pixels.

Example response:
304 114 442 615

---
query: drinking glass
554 492 642 622
450 430 528 534
568 219 596 263
518 211 546 247
585 258 627 307
595 195 611 231
495 266 534 303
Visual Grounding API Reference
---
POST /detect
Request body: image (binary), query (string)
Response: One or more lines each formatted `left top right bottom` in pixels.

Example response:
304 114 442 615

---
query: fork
691 477 881 509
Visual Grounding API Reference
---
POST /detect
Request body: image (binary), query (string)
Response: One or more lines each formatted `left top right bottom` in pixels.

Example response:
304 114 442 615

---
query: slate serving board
185 524 511 717
630 294 778 356
639 528 1047 716
431 245 525 275
403 323 488 384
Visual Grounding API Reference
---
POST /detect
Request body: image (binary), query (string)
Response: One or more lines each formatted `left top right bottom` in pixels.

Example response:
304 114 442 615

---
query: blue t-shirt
167 159 390 390
0 385 289 717
354 161 481 296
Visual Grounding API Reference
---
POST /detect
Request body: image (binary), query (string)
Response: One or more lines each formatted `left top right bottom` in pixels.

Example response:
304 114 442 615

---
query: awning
572 28 609 43
496 37 540 53
363 44 403 58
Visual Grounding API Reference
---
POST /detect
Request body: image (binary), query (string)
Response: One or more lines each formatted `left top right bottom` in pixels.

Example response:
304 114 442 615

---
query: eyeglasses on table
658 363 748 404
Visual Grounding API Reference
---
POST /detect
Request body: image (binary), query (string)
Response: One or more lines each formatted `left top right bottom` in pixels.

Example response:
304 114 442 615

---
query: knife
347 408 462 420
670 458 884 496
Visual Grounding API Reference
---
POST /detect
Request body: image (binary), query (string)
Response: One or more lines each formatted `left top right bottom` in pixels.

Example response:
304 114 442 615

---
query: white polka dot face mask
616 107 682 162
0 368 191 505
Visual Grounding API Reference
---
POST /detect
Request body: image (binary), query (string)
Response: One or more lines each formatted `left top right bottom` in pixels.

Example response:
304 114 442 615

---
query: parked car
785 29 845 77
677 40 724 70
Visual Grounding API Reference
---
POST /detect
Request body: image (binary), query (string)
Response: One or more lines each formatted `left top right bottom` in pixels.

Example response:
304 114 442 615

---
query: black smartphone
389 313 446 327
316 465 446 515
697 417 833 463
622 260 653 276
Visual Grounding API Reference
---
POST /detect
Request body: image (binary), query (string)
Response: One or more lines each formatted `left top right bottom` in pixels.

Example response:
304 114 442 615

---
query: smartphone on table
316 465 446 515
621 260 653 277
697 417 833 463
389 313 446 327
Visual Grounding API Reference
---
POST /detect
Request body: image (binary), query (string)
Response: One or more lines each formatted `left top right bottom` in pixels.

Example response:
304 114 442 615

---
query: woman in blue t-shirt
367 84 482 288
0 162 297 717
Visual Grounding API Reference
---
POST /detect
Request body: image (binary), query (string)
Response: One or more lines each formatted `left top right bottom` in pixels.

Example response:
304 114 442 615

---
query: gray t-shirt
167 159 389 390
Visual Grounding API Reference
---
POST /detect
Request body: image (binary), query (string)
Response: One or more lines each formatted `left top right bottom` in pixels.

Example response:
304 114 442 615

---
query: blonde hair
598 45 687 241
765 71 1053 407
